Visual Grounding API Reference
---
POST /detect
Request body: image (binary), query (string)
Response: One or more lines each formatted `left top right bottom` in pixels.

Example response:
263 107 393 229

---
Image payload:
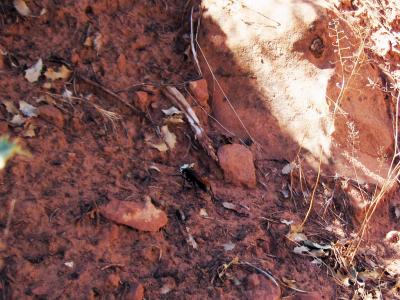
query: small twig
76 73 141 114
100 263 124 271
240 261 279 287
190 6 202 76
4 199 16 238
162 86 218 162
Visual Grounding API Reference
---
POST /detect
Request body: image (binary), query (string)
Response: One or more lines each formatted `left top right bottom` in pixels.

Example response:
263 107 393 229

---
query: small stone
135 91 150 112
217 144 256 188
245 274 280 300
100 197 168 232
189 79 209 107
38 105 64 128
127 282 144 300
117 54 127 74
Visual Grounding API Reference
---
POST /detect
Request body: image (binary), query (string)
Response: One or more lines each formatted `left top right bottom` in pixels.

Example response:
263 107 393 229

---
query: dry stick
4 199 16 238
300 147 323 229
76 73 141 114
190 6 202 77
240 261 279 288
162 86 218 162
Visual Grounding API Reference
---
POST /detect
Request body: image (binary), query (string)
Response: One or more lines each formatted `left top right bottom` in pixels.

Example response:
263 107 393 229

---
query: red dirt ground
0 1 399 299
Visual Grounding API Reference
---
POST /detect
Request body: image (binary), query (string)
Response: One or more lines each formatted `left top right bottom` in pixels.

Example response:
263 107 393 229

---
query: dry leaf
19 101 38 117
2 100 19 114
223 241 236 251
222 202 237 210
13 0 31 16
83 37 93 47
293 245 309 255
165 115 184 124
10 114 26 126
149 142 168 152
186 227 198 250
44 65 71 81
94 33 103 52
199 208 208 217
162 106 182 116
42 82 52 89
282 163 293 175
161 125 176 150
22 123 36 137
25 58 43 83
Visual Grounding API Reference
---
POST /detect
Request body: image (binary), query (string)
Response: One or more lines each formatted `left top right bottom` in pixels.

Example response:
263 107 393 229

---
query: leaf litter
25 58 43 83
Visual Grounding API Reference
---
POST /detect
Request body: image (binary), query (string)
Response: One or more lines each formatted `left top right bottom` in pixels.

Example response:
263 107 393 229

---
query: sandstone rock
245 274 280 300
39 105 64 128
135 91 150 112
217 144 256 188
189 79 209 107
100 197 168 232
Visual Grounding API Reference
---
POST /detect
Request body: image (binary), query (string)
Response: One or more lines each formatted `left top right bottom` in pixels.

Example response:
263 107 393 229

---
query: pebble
100 197 168 232
217 143 256 188
38 105 65 128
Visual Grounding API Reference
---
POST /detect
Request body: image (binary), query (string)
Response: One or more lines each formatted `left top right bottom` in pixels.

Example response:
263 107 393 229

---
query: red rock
135 91 150 112
128 282 144 300
100 198 168 232
39 105 65 128
245 274 280 300
284 292 322 300
217 144 256 188
189 79 209 107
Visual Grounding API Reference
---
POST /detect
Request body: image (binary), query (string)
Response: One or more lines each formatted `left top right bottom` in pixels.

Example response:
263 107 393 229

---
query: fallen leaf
44 65 71 81
149 142 168 152
165 115 185 124
223 241 236 251
2 100 19 114
62 88 73 99
10 114 26 126
64 261 74 268
293 245 310 255
160 283 173 294
22 123 36 137
281 219 293 226
25 58 43 83
19 101 38 117
162 106 182 116
94 32 103 52
161 125 176 150
42 82 52 89
222 202 237 210
281 163 293 175
83 36 93 47
13 0 31 16
199 208 208 217
186 227 198 250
